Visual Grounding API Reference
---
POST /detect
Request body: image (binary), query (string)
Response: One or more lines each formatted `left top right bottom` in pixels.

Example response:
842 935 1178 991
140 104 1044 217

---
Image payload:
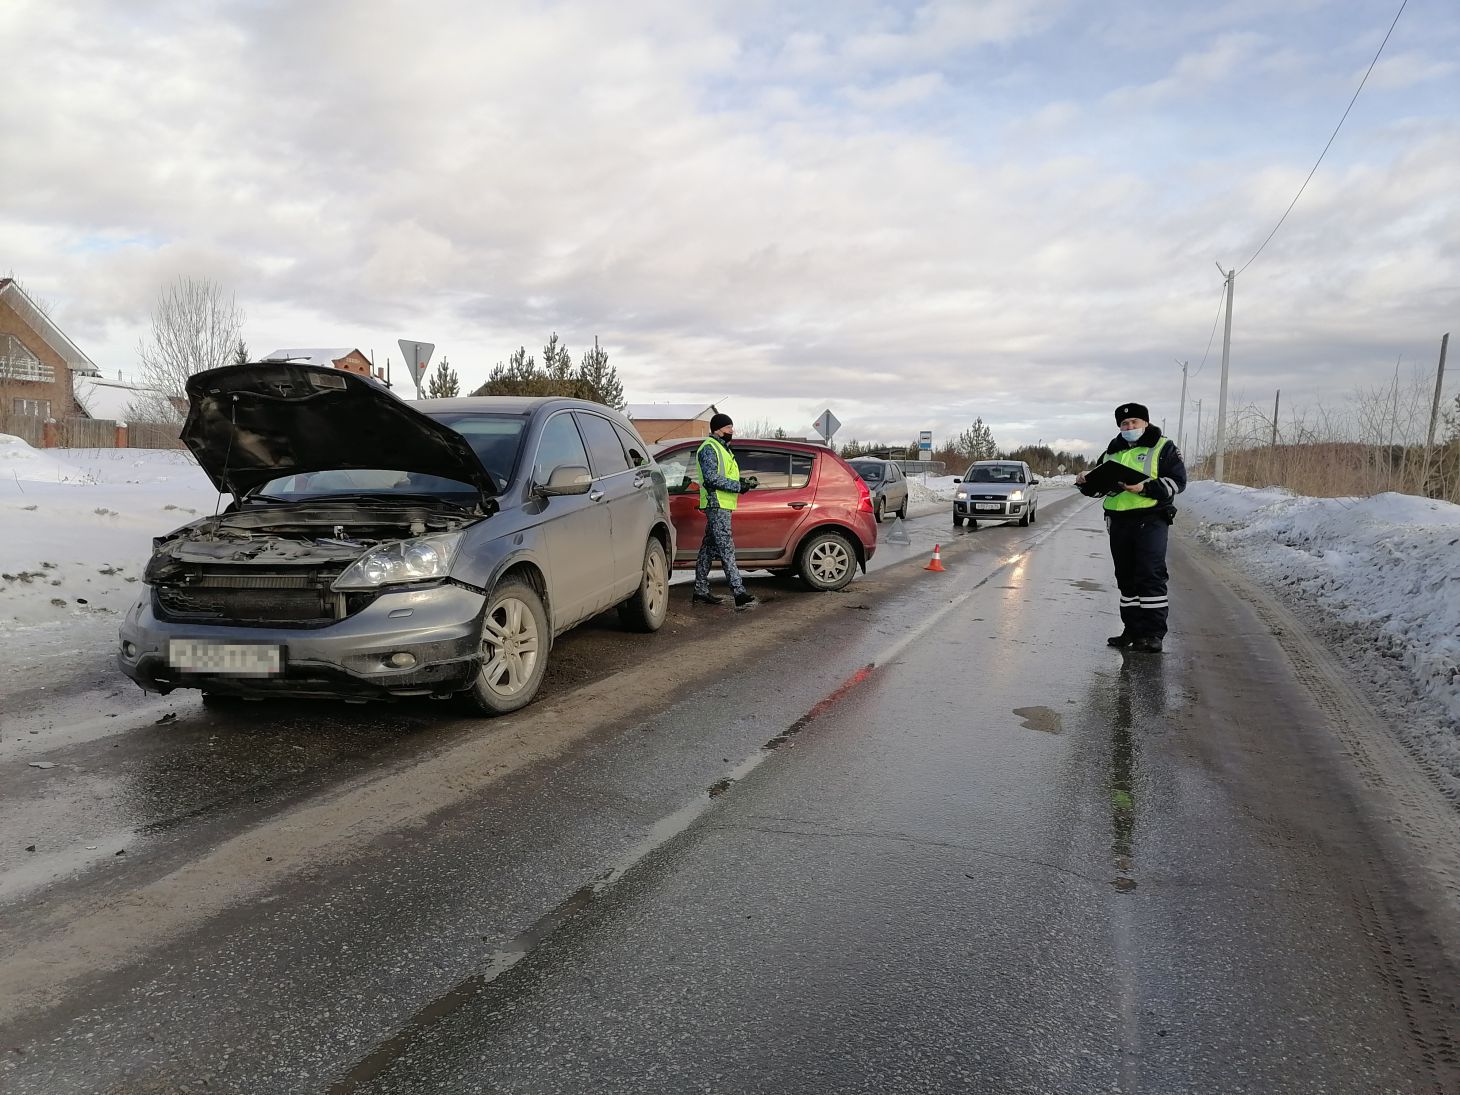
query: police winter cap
1115 402 1150 423
710 413 734 432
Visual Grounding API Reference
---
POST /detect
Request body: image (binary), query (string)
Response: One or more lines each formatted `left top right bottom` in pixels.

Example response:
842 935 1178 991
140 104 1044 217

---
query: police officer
1076 402 1186 653
692 413 758 608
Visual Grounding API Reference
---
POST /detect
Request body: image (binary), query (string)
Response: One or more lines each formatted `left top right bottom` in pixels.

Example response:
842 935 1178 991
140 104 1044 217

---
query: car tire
796 530 857 592
874 497 884 523
617 538 669 633
463 578 550 716
1018 507 1031 526
1030 503 1038 524
201 692 240 710
897 498 907 520
953 514 965 527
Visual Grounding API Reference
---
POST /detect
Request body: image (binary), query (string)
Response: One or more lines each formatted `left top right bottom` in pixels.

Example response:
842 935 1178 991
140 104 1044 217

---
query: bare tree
132 276 243 421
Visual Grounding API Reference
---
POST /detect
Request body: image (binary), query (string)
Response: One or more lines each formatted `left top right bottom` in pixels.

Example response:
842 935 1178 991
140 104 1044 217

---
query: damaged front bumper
117 582 486 700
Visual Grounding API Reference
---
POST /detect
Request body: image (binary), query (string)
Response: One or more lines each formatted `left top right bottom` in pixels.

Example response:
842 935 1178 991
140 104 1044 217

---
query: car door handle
787 501 810 509
589 490 605 502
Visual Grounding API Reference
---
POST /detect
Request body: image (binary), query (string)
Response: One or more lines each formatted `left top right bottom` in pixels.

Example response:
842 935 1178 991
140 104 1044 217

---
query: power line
1236 0 1408 276
1192 282 1227 378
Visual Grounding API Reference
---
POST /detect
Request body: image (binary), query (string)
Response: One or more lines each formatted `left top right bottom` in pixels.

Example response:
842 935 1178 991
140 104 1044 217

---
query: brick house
263 347 386 382
0 278 101 423
625 403 720 444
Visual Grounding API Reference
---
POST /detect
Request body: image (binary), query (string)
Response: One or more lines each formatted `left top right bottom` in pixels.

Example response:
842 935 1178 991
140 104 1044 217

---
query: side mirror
537 464 593 497
953 478 962 484
1030 479 1040 486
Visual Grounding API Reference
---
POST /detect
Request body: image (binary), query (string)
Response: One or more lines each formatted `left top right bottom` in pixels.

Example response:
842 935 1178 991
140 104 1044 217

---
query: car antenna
212 394 239 518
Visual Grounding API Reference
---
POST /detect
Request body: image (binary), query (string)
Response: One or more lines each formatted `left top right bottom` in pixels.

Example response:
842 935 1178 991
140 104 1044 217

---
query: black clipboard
1083 460 1150 492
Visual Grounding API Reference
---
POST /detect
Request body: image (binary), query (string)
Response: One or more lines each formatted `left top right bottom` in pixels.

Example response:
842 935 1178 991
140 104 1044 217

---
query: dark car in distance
847 458 910 523
654 438 878 592
118 363 673 714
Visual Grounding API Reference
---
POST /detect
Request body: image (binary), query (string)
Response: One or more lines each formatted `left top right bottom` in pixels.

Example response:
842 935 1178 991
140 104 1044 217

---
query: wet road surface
2 488 1457 1093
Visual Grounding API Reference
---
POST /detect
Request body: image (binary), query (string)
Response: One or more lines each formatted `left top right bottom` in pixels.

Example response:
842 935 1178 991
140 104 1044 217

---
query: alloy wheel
808 538 852 584
480 596 541 697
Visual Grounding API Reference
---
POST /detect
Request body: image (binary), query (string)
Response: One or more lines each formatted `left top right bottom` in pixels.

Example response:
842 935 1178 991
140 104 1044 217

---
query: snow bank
1183 481 1460 731
0 433 95 484
0 441 217 631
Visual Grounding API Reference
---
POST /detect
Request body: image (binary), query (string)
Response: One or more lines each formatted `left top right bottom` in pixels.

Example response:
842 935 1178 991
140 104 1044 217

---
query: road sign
918 430 933 461
398 340 435 396
1057 464 1067 474
813 409 841 443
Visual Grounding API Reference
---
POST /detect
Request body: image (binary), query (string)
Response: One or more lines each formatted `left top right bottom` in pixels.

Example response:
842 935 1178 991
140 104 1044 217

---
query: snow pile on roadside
0 433 96 484
1 441 218 630
1183 481 1460 728
907 475 962 505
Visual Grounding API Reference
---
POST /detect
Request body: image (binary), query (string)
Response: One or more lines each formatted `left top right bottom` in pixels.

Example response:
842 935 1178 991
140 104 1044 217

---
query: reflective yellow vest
1102 436 1169 513
697 436 740 511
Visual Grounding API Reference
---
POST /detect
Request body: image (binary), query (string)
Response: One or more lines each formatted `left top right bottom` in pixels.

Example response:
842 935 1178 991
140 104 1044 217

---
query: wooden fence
0 413 184 450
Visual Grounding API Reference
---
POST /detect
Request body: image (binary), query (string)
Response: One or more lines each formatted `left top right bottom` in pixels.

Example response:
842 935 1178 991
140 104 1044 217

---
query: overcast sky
5 0 1457 455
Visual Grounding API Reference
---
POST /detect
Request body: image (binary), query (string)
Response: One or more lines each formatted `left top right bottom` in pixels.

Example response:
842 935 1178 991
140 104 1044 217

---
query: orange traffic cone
924 544 946 572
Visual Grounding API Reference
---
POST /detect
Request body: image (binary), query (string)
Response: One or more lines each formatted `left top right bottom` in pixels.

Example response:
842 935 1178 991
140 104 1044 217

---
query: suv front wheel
797 530 857 592
464 578 550 715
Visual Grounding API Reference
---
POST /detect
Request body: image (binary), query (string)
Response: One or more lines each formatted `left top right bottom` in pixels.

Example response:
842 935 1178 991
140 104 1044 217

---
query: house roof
263 347 362 366
73 375 177 421
625 402 717 420
0 278 101 376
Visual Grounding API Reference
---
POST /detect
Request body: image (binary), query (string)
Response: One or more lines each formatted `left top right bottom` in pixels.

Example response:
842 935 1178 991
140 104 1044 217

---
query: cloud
1 0 1456 454
1364 50 1458 91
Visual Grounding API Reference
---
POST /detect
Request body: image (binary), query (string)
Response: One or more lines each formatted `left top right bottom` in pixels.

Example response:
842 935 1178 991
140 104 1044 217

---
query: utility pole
1271 389 1280 448
1174 359 1188 452
1192 398 1203 476
1422 333 1449 494
1213 264 1235 482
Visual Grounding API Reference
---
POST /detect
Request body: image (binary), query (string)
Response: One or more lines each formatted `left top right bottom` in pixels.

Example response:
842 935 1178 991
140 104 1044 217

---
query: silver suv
952 460 1039 528
118 362 673 714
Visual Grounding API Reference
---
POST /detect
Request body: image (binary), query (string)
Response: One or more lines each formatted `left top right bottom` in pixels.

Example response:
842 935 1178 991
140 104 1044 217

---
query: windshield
967 465 1025 484
253 413 529 501
851 464 884 482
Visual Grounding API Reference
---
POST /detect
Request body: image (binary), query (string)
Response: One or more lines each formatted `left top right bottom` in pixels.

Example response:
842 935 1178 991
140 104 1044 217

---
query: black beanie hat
709 413 733 433
1115 402 1150 424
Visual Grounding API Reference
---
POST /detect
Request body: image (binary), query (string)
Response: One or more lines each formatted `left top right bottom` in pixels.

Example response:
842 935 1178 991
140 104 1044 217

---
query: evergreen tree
232 338 249 367
426 357 460 398
577 337 625 409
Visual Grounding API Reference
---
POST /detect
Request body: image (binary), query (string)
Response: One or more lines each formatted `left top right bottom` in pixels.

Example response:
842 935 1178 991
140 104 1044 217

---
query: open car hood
182 363 496 499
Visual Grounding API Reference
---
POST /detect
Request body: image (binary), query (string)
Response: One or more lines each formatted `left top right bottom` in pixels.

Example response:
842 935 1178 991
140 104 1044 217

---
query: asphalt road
2 488 1457 1093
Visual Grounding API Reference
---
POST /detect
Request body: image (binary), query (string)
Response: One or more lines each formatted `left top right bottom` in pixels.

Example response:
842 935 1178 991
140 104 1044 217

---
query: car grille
153 569 364 628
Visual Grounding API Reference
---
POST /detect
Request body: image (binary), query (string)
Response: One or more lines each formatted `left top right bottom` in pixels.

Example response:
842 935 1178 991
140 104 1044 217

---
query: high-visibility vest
1102 436 1169 513
697 436 740 511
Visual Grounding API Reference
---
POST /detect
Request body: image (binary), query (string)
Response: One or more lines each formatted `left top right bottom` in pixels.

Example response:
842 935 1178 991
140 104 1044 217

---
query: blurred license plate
168 640 282 676
975 503 1001 511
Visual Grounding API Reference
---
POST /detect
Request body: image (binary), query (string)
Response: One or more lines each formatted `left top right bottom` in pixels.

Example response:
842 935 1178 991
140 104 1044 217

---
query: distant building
264 347 386 383
0 277 100 421
625 402 719 444
74 374 185 422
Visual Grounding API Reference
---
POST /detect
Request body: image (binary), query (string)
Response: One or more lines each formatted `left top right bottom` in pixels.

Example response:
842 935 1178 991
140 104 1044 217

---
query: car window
658 447 700 494
736 448 813 491
533 412 591 484
575 412 631 476
612 422 650 468
852 463 884 483
427 412 528 487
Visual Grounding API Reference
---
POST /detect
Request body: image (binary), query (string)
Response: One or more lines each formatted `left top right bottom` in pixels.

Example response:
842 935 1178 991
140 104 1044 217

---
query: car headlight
1008 490 1023 501
956 491 968 500
332 533 462 591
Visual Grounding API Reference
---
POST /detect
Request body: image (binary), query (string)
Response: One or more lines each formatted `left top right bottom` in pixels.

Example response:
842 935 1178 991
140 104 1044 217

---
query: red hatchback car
654 438 878 591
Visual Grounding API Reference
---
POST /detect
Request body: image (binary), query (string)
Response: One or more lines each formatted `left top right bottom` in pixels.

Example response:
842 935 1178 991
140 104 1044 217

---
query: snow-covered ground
1182 480 1460 782
0 438 216 634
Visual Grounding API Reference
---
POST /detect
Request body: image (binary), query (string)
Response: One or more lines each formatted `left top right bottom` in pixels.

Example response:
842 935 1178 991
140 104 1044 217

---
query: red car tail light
855 476 874 514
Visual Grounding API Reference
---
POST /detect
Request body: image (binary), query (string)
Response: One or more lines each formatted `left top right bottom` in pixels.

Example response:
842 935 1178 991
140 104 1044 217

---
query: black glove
738 477 758 492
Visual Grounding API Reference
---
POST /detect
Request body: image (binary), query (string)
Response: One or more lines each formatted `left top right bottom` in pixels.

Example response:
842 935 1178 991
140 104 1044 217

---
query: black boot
1127 635 1163 653
734 591 758 608
1107 633 1134 648
691 591 725 605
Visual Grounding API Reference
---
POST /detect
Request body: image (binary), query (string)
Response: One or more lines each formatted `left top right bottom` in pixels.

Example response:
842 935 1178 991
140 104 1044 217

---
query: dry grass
1192 440 1460 501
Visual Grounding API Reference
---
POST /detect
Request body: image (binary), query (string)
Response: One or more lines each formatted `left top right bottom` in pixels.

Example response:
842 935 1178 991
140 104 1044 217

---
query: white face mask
1120 428 1145 443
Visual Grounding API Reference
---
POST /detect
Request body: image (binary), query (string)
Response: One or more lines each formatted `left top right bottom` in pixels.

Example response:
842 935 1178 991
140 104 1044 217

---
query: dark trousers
1108 516 1169 638
694 508 745 596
